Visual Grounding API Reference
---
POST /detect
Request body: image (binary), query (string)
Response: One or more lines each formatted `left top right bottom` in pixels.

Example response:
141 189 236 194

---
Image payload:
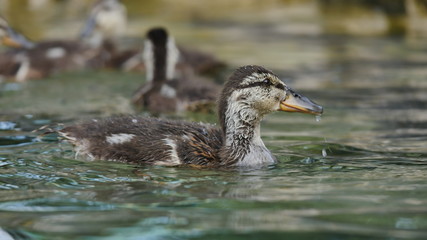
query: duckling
0 16 103 81
79 0 127 49
59 65 323 168
79 0 146 71
0 0 129 81
132 27 221 114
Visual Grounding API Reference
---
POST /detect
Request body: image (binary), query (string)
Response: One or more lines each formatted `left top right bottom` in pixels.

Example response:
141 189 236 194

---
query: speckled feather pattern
60 116 223 166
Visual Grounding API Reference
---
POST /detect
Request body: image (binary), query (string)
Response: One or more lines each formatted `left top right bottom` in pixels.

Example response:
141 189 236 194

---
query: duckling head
218 65 323 166
219 65 322 132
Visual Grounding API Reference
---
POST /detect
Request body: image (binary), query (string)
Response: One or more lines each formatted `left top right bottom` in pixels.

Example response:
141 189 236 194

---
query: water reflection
0 141 426 239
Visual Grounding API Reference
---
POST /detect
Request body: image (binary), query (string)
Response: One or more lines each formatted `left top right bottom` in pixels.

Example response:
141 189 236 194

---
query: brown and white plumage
0 15 109 81
60 65 323 168
0 2 127 81
132 27 221 114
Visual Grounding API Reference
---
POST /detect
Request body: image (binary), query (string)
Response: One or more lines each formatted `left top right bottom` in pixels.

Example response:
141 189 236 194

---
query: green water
1 1 427 240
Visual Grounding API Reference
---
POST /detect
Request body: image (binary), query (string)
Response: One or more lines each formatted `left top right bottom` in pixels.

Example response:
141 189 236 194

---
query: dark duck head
60 65 322 168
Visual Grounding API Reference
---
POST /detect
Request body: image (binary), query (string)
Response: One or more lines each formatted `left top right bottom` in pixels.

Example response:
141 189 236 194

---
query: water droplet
322 148 327 157
315 115 322 122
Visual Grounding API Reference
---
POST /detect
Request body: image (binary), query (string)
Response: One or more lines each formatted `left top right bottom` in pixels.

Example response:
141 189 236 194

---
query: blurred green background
1 0 427 40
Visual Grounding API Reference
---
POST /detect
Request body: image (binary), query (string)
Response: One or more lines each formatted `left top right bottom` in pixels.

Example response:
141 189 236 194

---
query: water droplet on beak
315 115 322 122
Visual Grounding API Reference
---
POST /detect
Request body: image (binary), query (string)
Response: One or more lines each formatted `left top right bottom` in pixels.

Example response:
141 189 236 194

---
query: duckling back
60 116 223 166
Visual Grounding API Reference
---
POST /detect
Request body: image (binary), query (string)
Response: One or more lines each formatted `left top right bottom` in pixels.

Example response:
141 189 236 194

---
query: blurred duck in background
0 17 100 81
0 0 127 81
80 0 127 48
132 27 221 114
0 0 225 82
79 0 141 71
93 0 226 76
0 16 97 81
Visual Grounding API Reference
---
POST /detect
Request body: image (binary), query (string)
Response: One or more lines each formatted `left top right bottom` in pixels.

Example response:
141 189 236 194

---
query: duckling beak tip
1 36 22 48
279 90 323 115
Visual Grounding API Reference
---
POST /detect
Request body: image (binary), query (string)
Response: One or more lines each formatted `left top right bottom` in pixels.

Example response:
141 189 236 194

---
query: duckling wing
59 116 223 166
25 40 97 74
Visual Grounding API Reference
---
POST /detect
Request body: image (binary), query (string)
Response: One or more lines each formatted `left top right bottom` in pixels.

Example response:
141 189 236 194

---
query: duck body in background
0 0 127 81
132 27 221 114
2 40 101 81
0 36 93 82
178 45 227 78
60 65 323 168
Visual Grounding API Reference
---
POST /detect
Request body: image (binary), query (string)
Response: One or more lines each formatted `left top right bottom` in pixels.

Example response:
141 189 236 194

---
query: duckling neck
144 37 179 84
221 105 276 167
144 40 167 83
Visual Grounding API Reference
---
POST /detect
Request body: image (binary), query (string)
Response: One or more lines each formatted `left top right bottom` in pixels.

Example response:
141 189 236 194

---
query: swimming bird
132 27 221 114
59 65 323 168
79 0 127 48
79 0 146 72
0 0 127 81
0 16 103 81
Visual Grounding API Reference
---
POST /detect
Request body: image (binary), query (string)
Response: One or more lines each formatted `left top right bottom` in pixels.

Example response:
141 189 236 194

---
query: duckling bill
60 65 323 168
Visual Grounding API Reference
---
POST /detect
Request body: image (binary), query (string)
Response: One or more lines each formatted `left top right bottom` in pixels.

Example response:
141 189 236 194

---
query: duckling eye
262 78 271 85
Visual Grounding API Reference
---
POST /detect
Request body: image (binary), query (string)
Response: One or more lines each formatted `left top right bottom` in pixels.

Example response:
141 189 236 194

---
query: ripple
0 183 19 190
0 136 35 147
0 198 116 212
0 122 17 131
49 177 87 189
